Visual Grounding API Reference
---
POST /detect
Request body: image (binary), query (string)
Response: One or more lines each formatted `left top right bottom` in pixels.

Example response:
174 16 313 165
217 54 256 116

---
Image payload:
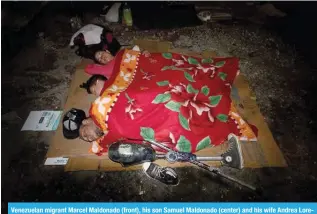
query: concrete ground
2 2 317 207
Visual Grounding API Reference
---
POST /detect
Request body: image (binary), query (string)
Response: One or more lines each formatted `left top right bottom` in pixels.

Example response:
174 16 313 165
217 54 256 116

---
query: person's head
94 50 114 65
73 27 121 61
80 75 107 96
79 117 104 142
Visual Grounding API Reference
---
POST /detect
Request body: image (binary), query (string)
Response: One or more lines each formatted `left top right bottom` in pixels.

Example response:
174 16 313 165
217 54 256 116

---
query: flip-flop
142 162 179 186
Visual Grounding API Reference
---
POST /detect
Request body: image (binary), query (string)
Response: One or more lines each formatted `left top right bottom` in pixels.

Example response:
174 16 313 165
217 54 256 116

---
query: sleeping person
84 49 117 79
81 46 150 94
71 24 123 79
69 46 258 157
80 75 107 96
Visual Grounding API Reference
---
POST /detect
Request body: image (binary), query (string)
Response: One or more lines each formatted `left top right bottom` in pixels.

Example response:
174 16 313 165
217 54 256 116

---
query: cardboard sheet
46 40 287 171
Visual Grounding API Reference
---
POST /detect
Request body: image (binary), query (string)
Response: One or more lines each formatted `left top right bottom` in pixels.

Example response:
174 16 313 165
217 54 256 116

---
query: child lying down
84 45 150 80
64 46 258 155
80 47 151 97
80 75 107 96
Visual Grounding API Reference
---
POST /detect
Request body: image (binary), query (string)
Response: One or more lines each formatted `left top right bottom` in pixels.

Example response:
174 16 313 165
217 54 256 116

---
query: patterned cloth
88 48 258 155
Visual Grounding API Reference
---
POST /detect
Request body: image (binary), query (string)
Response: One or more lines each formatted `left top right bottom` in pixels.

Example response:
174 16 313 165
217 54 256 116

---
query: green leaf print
196 136 212 151
161 65 194 72
140 127 155 141
161 65 184 72
165 101 181 112
215 61 226 67
201 58 213 64
176 135 192 152
218 72 227 81
186 84 199 94
152 93 171 104
209 95 222 106
201 86 210 96
161 66 170 71
156 80 170 86
184 72 195 82
179 113 190 131
216 114 228 122
188 57 199 65
162 53 173 59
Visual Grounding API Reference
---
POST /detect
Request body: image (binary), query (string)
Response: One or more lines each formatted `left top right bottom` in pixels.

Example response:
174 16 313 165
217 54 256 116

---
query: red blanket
89 48 258 155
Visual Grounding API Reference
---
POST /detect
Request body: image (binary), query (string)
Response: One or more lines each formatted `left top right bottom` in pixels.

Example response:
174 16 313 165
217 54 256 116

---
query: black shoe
143 163 179 186
221 134 244 169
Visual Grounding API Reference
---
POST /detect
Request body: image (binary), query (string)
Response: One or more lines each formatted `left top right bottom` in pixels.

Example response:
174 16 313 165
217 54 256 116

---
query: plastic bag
105 3 122 23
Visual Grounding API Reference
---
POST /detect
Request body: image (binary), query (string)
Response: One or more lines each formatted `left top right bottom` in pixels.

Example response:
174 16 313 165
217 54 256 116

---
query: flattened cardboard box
46 40 287 171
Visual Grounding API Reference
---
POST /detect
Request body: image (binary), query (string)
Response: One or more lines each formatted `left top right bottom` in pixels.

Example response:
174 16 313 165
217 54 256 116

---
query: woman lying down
63 45 258 164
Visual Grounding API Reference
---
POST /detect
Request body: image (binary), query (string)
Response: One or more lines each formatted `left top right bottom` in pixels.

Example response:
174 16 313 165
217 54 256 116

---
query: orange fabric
89 49 140 132
88 48 258 155
229 103 257 141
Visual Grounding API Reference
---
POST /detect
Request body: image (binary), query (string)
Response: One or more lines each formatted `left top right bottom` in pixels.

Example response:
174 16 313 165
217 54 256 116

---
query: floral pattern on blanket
89 48 258 155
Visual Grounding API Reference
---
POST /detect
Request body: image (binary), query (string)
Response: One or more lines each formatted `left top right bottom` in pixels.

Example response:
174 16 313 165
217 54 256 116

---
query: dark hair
80 75 107 94
74 27 121 63
75 44 103 63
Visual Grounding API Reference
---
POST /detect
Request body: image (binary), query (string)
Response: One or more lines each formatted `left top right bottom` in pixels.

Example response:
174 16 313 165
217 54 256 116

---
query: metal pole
155 154 166 159
196 156 223 161
145 139 173 152
190 160 256 191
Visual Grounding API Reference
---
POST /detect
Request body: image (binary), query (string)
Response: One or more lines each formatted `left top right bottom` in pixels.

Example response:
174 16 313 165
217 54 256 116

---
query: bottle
122 3 133 27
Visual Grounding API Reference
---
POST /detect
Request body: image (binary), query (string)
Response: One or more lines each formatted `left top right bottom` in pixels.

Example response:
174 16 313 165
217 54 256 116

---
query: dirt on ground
2 3 317 208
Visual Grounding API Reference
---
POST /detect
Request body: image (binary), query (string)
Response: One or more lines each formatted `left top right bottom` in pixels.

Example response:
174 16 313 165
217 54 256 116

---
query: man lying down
63 46 258 184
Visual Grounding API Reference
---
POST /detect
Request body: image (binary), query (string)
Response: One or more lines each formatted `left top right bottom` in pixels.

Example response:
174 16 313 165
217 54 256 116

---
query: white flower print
124 53 136 63
109 85 125 92
120 71 131 82
95 96 111 115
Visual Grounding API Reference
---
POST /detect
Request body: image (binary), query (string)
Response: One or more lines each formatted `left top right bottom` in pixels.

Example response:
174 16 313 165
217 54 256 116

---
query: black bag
73 26 121 61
